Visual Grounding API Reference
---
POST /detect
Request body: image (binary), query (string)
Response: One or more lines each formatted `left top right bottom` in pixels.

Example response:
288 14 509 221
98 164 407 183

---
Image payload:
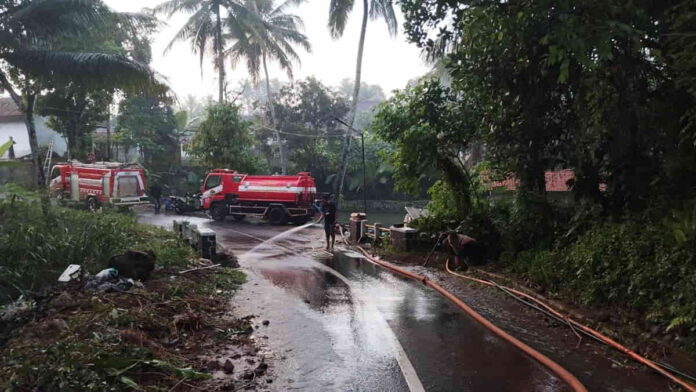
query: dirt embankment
0 264 273 391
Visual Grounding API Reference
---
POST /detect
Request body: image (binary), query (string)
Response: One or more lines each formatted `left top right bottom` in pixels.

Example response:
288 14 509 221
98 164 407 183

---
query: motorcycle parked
169 193 202 214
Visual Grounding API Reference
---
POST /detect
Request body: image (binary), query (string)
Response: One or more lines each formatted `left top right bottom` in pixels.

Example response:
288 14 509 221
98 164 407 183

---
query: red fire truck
201 169 318 225
48 161 149 210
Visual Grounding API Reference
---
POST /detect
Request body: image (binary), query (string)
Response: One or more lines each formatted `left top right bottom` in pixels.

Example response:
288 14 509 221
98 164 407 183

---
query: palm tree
0 0 164 185
156 0 252 103
328 0 396 197
225 0 310 174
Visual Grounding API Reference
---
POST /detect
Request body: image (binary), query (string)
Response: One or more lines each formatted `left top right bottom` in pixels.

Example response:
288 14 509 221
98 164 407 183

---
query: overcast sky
105 0 430 100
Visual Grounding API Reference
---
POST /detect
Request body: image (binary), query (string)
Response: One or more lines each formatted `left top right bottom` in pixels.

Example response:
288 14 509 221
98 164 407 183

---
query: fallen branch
178 264 221 274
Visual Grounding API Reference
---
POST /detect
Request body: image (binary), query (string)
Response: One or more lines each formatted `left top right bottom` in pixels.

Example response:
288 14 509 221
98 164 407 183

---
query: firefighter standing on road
316 194 337 250
149 182 162 214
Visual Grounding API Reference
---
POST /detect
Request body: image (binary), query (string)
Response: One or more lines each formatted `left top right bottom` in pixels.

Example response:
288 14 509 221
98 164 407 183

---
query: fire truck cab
49 161 149 210
201 169 317 225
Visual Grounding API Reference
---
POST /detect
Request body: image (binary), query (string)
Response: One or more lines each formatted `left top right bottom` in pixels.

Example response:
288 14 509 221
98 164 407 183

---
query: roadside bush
0 199 194 304
413 180 505 262
510 205 696 351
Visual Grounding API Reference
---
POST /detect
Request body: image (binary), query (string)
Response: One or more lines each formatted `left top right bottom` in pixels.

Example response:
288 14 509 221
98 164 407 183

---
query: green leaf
0 139 14 157
119 376 141 390
674 228 687 244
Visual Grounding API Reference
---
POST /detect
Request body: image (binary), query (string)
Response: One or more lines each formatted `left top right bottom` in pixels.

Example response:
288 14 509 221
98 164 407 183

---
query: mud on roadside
0 265 273 391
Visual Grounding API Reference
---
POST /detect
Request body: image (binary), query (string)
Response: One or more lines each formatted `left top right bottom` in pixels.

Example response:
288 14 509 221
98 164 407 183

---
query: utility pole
106 108 111 161
361 130 366 214
336 118 367 214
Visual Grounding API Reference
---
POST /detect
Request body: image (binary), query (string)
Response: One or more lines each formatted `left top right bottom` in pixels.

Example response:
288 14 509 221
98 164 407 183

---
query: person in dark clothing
439 231 480 271
149 183 163 214
316 194 337 250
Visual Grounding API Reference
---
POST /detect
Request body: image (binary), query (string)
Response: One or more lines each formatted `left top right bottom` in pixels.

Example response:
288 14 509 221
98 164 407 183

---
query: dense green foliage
0 196 194 304
115 94 179 172
37 8 157 161
398 0 696 211
372 80 474 215
187 103 264 172
0 0 164 184
370 0 696 345
512 208 696 350
268 77 348 188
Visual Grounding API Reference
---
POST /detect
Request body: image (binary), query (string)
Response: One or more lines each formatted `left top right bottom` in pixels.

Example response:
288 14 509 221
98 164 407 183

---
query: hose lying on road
338 226 696 391
442 261 696 392
351 246 589 392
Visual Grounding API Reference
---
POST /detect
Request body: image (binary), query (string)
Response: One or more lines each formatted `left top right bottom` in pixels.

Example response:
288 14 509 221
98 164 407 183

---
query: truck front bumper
112 196 150 206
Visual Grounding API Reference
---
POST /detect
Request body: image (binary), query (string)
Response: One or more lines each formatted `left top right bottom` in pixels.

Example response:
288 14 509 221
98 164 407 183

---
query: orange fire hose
338 224 695 391
443 262 696 392
354 246 589 392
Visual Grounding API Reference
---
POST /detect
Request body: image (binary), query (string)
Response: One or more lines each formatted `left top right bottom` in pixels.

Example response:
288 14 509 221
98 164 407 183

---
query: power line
256 124 350 138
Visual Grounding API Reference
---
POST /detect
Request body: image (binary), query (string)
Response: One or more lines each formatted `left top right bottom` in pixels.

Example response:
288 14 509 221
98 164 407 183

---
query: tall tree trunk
336 0 368 197
0 71 43 186
215 3 225 104
106 108 111 161
24 94 43 186
263 53 287 174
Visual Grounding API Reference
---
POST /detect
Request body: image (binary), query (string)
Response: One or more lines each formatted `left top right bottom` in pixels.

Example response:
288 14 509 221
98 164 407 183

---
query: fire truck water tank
70 173 79 201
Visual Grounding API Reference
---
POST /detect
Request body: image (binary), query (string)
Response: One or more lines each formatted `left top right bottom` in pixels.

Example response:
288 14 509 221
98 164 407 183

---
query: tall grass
0 198 194 304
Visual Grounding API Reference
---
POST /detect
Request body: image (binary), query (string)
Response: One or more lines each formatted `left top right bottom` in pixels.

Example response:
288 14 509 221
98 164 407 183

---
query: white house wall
0 117 67 159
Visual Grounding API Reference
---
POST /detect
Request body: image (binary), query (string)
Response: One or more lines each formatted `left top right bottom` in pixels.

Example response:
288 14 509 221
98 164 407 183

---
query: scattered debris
212 251 239 268
1 263 256 391
84 274 134 293
108 250 156 280
0 296 34 323
223 359 235 374
57 264 82 282
179 264 221 274
254 362 268 377
94 267 118 281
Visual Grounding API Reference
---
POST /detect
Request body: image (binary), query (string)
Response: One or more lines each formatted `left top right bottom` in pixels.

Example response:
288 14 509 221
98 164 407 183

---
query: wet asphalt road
138 211 671 392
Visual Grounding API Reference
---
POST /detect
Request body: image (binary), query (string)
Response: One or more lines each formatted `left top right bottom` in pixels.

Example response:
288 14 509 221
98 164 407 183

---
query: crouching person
439 231 483 271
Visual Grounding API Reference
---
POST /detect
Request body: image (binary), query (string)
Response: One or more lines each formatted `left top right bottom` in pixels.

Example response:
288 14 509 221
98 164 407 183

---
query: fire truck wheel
232 214 246 222
86 197 100 212
211 203 227 221
268 207 288 226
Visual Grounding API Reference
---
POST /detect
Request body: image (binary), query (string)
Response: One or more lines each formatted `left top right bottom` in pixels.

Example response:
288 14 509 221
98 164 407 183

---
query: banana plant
0 139 20 167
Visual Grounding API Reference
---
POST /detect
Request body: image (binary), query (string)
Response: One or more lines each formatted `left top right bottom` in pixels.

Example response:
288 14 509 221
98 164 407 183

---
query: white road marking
330 270 427 392
238 226 426 391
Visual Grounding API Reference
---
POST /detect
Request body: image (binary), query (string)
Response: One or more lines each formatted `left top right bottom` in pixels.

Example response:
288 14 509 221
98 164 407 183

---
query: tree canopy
187 103 263 172
394 0 696 214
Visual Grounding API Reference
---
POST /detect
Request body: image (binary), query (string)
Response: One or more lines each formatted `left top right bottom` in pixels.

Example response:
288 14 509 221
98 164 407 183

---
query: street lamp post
336 118 367 215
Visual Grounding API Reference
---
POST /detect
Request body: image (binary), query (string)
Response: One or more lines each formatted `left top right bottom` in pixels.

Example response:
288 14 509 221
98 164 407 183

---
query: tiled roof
0 97 22 118
488 170 575 192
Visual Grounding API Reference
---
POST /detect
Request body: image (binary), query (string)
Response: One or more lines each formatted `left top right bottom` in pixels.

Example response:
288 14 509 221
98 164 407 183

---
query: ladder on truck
43 140 54 185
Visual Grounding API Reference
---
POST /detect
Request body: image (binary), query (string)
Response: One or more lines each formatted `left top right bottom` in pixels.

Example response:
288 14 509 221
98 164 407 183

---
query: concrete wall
0 117 67 159
0 161 34 188
340 199 429 213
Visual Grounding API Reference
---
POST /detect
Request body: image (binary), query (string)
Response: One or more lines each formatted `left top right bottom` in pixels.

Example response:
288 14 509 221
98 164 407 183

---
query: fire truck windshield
204 175 221 189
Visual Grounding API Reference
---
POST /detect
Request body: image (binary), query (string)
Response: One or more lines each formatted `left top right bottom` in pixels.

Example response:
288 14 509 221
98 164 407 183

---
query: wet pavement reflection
137 211 670 392
238 227 565 392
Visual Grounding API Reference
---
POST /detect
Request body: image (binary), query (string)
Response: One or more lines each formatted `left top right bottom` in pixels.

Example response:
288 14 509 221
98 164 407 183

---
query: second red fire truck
49 161 149 210
201 169 318 225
